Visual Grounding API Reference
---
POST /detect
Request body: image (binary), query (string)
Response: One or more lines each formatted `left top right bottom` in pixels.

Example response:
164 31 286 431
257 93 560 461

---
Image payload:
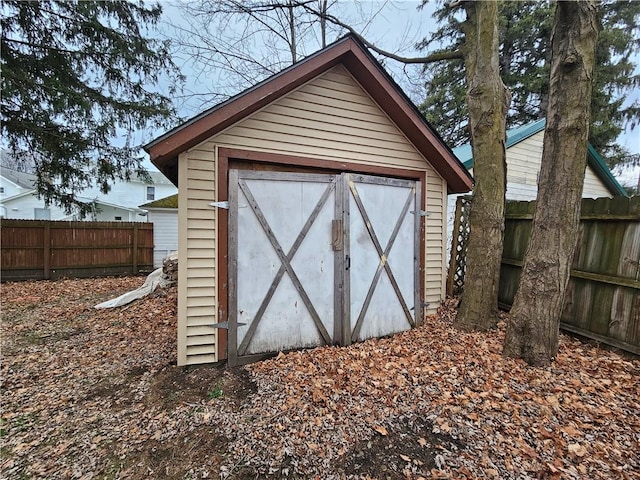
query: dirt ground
1 276 639 479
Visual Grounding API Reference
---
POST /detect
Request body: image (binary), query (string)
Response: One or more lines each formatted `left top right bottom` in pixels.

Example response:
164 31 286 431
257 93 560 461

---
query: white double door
228 169 420 364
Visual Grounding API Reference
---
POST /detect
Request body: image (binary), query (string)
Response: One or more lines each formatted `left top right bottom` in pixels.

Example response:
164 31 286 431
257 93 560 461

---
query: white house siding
1 170 177 221
0 177 23 199
179 64 448 365
503 130 611 199
81 174 177 210
2 193 71 220
582 170 612 198
446 130 614 262
2 194 138 221
91 203 139 222
146 208 178 268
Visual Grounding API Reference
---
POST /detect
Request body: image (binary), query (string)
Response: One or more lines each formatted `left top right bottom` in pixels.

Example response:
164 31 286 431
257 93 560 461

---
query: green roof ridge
586 144 628 196
140 193 178 209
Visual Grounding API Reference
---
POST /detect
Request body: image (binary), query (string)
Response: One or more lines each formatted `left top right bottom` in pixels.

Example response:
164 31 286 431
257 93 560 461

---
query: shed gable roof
452 118 627 197
145 34 473 194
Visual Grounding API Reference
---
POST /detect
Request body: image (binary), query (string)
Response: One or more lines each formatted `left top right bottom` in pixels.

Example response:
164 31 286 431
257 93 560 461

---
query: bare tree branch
297 2 464 63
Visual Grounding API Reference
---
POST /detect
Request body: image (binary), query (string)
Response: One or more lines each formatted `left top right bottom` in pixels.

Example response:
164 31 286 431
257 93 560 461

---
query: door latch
331 219 344 251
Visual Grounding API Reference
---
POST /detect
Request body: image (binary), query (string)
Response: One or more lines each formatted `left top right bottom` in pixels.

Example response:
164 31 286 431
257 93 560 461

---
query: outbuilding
139 194 179 268
145 34 473 366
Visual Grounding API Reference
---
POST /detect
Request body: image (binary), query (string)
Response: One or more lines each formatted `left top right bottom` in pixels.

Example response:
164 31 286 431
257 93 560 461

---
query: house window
0 187 4 194
34 208 50 220
146 186 155 201
115 216 122 221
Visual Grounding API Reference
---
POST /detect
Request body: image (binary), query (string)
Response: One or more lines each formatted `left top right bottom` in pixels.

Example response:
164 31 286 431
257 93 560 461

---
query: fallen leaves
568 443 588 457
373 425 388 436
1 281 639 480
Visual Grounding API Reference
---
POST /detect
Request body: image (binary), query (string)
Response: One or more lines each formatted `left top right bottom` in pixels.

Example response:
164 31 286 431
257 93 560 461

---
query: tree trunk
503 0 599 366
288 0 297 63
319 0 327 48
455 0 510 331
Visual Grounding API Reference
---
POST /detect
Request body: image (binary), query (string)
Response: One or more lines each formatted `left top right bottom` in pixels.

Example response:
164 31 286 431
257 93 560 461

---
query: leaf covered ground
1 277 638 479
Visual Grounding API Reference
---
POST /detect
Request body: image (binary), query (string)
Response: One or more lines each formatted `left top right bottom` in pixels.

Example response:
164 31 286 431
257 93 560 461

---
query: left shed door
228 170 338 365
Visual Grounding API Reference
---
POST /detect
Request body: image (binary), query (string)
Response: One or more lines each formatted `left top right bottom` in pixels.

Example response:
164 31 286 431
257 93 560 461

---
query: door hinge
410 210 430 217
210 201 247 209
210 201 230 209
410 303 430 311
208 321 247 329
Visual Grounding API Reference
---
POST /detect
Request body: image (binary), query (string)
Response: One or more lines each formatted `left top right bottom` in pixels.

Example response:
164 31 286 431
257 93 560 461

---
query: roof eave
145 37 353 182
341 42 472 193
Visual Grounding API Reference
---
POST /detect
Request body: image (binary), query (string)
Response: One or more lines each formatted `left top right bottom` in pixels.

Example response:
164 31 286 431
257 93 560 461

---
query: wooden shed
145 34 473 366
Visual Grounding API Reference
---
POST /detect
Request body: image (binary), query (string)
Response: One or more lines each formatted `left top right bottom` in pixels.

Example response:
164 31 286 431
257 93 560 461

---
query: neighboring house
79 170 178 210
452 118 626 200
145 33 473 366
446 118 628 256
0 168 35 199
0 166 177 221
140 194 178 268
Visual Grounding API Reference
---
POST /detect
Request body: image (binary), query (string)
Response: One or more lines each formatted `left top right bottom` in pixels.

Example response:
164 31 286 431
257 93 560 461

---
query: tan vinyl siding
424 174 448 314
182 64 449 364
179 144 218 366
213 65 429 171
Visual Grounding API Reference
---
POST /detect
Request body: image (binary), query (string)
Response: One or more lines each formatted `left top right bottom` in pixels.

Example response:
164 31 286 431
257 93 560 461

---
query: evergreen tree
419 0 639 165
590 1 640 163
1 0 183 214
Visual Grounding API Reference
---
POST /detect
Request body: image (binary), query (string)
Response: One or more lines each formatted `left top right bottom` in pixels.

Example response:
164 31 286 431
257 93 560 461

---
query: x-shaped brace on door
236 178 336 355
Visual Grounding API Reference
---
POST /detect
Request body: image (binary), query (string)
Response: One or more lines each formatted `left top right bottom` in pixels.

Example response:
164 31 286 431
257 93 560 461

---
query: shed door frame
216 147 428 362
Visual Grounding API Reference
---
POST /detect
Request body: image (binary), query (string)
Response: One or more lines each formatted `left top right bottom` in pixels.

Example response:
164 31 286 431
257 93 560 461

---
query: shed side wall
179 146 218 366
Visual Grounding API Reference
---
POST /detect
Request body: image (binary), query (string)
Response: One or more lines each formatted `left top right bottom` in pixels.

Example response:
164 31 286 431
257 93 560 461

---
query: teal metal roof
586 144 628 196
453 118 627 196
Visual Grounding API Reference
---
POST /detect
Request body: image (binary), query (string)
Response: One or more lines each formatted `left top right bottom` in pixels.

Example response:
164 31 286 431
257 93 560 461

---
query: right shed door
342 173 420 344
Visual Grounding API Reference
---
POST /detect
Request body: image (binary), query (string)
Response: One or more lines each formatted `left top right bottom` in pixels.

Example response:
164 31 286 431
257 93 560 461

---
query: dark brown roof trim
145 33 473 193
341 37 472 192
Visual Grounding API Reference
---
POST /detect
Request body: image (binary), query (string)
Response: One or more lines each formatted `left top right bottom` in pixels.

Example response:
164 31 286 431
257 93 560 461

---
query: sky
157 1 439 117
150 0 639 187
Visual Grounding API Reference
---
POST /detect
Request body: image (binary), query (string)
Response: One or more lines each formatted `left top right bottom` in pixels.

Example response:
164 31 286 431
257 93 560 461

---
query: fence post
132 224 139 274
43 223 51 280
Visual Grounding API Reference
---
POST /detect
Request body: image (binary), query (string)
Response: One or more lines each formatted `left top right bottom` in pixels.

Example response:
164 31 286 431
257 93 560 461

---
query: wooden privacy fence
449 196 639 354
1 220 154 281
